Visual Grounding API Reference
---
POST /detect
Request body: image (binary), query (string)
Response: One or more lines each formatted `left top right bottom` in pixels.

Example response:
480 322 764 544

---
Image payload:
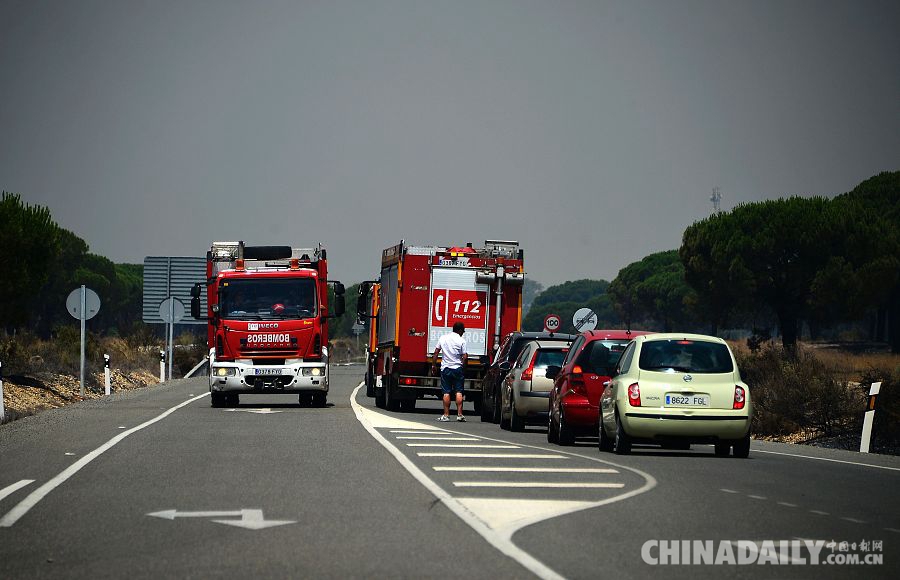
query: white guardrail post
859 381 882 453
1 360 5 424
104 353 111 395
159 350 166 383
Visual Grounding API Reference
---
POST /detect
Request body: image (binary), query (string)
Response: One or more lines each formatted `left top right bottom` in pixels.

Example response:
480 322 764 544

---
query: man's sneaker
437 415 450 422
457 415 466 422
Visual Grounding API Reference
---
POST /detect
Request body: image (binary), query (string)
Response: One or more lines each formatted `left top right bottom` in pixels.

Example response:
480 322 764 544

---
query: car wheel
509 396 524 432
613 411 631 455
732 433 751 458
499 391 511 430
547 406 559 443
598 415 613 452
714 443 730 457
492 390 502 424
557 406 574 446
210 392 226 408
480 389 492 422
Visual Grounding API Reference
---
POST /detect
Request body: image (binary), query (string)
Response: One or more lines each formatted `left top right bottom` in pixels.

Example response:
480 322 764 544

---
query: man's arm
432 346 441 371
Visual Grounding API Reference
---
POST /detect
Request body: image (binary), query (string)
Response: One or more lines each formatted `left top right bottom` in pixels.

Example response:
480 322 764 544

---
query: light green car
599 333 752 457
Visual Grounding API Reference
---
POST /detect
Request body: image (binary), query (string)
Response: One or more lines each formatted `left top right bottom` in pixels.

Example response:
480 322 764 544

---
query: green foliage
522 280 621 333
326 282 362 339
522 278 544 314
608 250 696 332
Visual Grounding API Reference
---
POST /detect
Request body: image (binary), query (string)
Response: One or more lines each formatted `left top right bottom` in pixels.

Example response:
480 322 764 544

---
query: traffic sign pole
80 285 86 397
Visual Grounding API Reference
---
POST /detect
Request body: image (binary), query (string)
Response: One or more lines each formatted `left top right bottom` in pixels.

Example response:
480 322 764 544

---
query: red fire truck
358 240 524 412
190 241 345 408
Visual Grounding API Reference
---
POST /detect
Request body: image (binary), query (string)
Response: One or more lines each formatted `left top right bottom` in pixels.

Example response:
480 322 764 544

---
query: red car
546 329 653 445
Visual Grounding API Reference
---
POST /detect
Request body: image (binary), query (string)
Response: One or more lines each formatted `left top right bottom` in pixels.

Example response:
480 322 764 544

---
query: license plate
665 394 710 407
254 368 284 375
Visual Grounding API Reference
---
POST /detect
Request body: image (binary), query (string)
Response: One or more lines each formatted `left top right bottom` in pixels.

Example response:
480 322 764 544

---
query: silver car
500 340 572 431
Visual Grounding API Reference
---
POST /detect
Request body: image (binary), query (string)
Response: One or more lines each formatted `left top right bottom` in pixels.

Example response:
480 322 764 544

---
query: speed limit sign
543 314 561 333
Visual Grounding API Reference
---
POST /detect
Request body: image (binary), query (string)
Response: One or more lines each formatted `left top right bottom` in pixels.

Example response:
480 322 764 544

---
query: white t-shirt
436 332 467 370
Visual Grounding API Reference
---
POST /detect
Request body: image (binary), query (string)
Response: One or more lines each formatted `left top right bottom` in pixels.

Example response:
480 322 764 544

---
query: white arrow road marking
147 509 296 530
0 480 35 502
224 408 283 414
351 383 657 580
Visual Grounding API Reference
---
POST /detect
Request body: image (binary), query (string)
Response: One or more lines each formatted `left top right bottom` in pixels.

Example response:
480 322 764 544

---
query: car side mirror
545 365 561 380
498 361 511 372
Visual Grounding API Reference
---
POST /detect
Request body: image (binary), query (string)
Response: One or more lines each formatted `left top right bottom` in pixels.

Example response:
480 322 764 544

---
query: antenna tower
710 187 722 214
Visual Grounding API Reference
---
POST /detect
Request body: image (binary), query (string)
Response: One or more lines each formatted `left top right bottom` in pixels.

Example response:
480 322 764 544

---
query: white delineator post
159 350 166 383
104 354 111 396
1 360 5 424
859 381 882 453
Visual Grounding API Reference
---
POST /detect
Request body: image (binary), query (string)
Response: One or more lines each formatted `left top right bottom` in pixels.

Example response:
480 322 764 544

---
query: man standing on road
432 322 468 422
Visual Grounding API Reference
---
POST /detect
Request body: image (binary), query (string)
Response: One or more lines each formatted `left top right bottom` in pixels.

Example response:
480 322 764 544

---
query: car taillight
521 352 538 381
733 386 745 410
628 382 641 407
568 365 586 396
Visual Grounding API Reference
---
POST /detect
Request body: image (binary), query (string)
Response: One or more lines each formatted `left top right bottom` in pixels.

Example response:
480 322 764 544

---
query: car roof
579 329 654 341
528 339 573 349
511 331 577 341
635 332 727 345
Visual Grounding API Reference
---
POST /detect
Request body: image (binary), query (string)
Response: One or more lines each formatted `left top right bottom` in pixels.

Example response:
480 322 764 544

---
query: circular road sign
159 297 185 323
66 287 101 320
572 308 598 332
543 314 561 333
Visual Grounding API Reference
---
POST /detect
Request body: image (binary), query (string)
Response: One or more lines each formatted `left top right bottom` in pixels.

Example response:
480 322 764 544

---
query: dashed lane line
396 436 481 441
406 443 519 448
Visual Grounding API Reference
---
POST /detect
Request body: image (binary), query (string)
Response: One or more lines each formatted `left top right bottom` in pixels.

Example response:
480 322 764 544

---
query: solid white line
0 480 35 503
417 453 567 459
720 488 739 494
396 436 481 441
754 449 900 472
885 528 900 533
454 482 625 489
810 510 829 516
390 430 448 434
748 495 767 500
0 392 209 528
777 502 798 508
406 443 519 448
434 467 618 473
841 517 866 524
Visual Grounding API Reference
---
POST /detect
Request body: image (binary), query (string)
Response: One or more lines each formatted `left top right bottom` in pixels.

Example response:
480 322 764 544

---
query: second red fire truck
357 240 525 412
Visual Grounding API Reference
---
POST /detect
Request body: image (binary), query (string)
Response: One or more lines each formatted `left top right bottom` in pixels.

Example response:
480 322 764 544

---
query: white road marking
396 436 481 441
840 517 866 524
748 495 767 500
417 453 566 459
0 392 210 528
406 443 519 448
810 510 829 516
64 453 75 456
351 383 657 580
434 467 618 474
224 408 283 414
885 528 900 533
147 508 296 530
777 502 798 508
720 488 739 494
0 480 35 503
454 482 626 489
754 449 900 472
391 430 448 434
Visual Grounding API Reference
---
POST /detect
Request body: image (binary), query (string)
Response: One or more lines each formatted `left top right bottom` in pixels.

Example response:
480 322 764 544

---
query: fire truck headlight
215 367 236 377
302 367 323 376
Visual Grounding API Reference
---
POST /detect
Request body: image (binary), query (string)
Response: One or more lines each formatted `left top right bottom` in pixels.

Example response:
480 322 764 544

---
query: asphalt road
1 366 898 579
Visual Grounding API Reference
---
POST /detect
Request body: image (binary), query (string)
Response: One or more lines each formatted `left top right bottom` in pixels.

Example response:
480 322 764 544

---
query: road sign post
159 297 185 381
543 314 561 334
1 360 5 424
66 286 101 397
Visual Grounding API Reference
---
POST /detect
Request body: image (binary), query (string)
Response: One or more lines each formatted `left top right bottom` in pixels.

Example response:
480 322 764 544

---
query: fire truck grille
251 358 286 365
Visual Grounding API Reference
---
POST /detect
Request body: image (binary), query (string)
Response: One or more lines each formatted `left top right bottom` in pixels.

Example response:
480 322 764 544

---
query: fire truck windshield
221 278 317 320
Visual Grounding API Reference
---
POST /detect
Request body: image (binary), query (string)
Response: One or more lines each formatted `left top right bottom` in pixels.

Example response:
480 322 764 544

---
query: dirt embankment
1 370 158 424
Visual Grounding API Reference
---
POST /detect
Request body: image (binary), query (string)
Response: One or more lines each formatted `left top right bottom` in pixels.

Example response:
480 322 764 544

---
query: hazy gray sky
2 0 898 287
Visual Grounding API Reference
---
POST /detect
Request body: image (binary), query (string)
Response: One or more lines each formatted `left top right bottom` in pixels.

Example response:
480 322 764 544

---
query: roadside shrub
738 345 864 438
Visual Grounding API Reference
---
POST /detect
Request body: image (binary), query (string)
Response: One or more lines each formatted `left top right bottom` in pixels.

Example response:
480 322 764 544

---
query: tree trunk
778 309 799 353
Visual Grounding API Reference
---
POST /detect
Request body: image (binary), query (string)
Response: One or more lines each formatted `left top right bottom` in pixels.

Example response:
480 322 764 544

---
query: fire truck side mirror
334 282 346 296
190 283 203 319
333 294 346 318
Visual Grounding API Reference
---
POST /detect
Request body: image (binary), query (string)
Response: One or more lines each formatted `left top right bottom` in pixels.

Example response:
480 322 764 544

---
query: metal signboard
573 308 598 332
427 268 489 356
143 257 206 325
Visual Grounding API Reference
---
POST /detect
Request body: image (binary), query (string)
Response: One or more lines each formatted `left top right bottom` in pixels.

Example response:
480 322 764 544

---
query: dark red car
546 329 653 445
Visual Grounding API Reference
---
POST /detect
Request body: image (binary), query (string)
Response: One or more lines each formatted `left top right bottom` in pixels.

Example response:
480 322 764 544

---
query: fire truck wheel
298 394 312 407
472 396 482 416
226 393 240 408
385 379 400 412
312 392 327 408
399 399 416 412
480 395 492 422
374 384 386 408
210 392 227 408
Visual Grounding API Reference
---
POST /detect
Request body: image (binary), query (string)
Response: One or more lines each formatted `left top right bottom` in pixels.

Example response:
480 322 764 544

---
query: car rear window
638 340 734 373
535 349 567 369
578 340 631 375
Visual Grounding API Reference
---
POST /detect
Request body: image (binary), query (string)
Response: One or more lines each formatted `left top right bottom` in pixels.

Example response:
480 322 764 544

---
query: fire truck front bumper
209 360 328 393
